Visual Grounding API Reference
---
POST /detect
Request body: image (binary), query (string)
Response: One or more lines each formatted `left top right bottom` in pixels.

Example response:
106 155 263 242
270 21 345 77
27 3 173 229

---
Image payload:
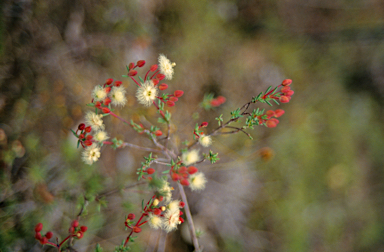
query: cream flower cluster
147 199 182 233
158 54 176 80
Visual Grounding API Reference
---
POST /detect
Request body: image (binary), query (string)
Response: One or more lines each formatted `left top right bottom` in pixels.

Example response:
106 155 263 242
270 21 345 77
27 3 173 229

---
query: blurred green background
1 0 384 251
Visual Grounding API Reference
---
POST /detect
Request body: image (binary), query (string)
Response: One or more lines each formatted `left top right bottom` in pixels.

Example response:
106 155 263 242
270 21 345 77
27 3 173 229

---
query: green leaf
138 76 144 83
265 86 272 94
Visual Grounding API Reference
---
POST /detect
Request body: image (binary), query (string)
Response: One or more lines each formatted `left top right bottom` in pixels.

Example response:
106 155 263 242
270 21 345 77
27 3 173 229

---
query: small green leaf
138 76 144 83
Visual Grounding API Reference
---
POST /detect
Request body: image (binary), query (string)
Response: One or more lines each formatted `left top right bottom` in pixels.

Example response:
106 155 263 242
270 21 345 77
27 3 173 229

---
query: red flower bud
210 99 221 107
35 232 42 240
133 226 142 233
281 79 292 86
105 87 111 94
281 86 291 93
137 60 146 67
78 123 85 131
180 202 185 208
95 101 102 109
266 110 275 118
101 107 110 114
72 220 79 228
216 96 226 104
159 83 168 90
179 166 187 174
158 196 164 201
106 78 113 85
104 97 111 106
84 140 93 146
79 134 85 139
279 96 290 103
179 217 185 223
200 122 208 127
166 101 175 107
179 211 183 216
69 227 75 233
114 80 122 87
152 79 159 86
35 223 43 232
180 179 190 186
45 231 53 239
85 126 92 133
153 208 161 215
128 62 135 70
40 237 48 244
274 109 285 117
86 135 93 140
155 130 163 136
174 90 184 98
146 168 155 174
169 96 178 102
128 213 135 220
285 90 294 96
80 226 88 232
128 70 137 76
172 173 180 181
150 64 158 71
187 166 198 174
156 74 165 80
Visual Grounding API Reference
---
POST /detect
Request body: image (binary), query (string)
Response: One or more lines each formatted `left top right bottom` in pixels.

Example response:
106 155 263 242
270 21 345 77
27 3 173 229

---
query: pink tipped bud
159 83 168 90
45 231 53 239
282 79 292 86
279 96 290 103
266 120 277 128
78 123 85 131
146 168 155 174
128 70 137 76
80 226 88 232
180 179 190 186
154 130 162 136
169 96 178 102
72 220 79 228
266 110 275 118
102 107 110 114
114 80 122 87
104 97 111 106
128 213 135 220
216 96 226 104
285 90 294 96
35 223 43 233
150 65 158 71
106 78 113 85
274 109 285 117
172 173 180 181
187 166 198 174
157 74 165 80
200 122 208 127
133 226 142 233
137 60 145 67
166 101 175 107
153 208 161 215
128 62 135 70
180 201 185 208
174 90 184 98
85 126 92 133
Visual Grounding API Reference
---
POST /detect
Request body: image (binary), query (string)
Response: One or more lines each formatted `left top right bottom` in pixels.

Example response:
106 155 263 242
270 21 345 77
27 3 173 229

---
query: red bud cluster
170 165 198 187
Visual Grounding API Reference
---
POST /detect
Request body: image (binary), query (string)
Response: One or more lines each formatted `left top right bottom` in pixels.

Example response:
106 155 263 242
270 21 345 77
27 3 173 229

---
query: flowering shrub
34 54 293 251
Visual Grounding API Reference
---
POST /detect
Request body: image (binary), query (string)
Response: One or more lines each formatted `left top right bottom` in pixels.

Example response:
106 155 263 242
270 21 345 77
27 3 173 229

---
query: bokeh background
1 0 384 251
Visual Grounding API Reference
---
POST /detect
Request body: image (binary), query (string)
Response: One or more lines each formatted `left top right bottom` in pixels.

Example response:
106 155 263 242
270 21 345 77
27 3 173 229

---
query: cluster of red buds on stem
34 221 87 250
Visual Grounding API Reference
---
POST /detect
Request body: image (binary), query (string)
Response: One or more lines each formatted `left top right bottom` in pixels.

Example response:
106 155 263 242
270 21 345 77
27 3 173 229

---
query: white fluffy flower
198 134 212 147
162 209 181 232
182 149 200 166
167 200 180 212
158 54 176 80
82 144 101 165
92 85 108 101
109 86 127 106
189 172 207 191
93 130 109 142
136 80 158 106
85 111 104 131
147 213 163 230
158 181 173 203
